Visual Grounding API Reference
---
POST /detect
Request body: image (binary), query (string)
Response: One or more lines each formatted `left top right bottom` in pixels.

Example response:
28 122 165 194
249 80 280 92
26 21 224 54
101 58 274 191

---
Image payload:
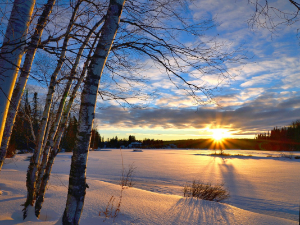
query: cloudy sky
16 0 298 141
91 0 300 141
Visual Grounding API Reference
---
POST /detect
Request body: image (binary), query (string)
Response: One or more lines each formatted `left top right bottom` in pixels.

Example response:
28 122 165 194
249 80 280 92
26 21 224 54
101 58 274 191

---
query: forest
5 89 165 154
4 90 166 153
255 120 300 151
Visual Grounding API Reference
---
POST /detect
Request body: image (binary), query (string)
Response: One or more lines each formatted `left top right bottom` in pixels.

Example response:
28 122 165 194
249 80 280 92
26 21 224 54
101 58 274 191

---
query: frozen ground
0 149 299 224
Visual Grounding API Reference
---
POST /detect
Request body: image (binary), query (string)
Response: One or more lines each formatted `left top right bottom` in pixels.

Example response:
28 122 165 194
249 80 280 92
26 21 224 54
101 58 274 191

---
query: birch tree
0 0 35 152
34 48 92 218
34 27 154 216
0 0 244 222
23 1 83 218
34 19 103 217
60 0 246 224
0 0 56 171
63 0 126 224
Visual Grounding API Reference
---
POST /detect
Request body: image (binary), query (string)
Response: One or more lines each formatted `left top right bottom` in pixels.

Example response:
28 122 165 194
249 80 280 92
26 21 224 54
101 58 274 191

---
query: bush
120 163 136 188
99 151 136 222
99 195 121 222
280 152 294 159
183 180 230 202
210 152 231 156
232 154 244 156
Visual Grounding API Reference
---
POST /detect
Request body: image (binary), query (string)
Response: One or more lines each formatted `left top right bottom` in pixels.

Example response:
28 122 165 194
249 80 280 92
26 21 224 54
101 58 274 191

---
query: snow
0 149 299 224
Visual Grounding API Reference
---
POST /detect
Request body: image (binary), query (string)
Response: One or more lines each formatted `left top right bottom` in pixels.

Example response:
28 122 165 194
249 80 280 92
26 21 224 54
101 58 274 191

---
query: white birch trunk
0 0 35 165
0 0 56 171
34 19 104 217
34 73 84 219
24 111 36 143
42 116 52 153
23 1 81 217
63 1 126 224
35 111 52 195
35 24 104 217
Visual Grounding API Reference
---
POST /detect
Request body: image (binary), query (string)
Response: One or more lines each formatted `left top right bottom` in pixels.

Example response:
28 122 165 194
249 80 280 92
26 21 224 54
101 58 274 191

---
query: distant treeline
164 138 258 150
255 120 300 151
97 135 164 149
6 92 103 155
6 92 165 154
8 92 299 154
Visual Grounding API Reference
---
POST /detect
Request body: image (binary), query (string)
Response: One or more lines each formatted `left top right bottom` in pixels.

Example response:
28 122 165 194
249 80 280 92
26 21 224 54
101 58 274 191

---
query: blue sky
92 0 300 141
13 0 299 141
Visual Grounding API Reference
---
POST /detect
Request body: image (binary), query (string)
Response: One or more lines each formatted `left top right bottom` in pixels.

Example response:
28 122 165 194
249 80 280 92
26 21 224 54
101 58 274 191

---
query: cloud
240 74 274 87
238 88 265 101
22 0 299 141
95 92 300 136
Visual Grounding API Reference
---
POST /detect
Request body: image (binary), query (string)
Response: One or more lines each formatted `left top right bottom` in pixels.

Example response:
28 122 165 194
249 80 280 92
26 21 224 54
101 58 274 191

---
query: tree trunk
0 0 55 170
42 115 52 154
62 1 126 224
23 1 81 218
0 0 56 171
35 113 52 198
0 0 35 163
35 22 103 216
34 71 87 214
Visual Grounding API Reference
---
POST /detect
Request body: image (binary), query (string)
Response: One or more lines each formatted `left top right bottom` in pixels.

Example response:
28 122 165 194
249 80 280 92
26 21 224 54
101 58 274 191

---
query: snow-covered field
0 149 299 224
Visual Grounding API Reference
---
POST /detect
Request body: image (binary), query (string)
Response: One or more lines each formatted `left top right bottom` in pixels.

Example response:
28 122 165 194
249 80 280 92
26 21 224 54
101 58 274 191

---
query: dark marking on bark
92 53 106 59
81 102 95 107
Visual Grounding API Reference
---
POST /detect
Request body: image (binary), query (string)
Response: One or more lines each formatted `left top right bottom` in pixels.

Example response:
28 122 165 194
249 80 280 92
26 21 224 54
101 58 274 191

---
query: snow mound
132 149 143 152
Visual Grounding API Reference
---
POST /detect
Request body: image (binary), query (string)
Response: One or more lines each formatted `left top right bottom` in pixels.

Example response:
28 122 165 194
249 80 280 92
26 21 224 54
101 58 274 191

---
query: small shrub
99 149 136 222
210 152 231 157
99 195 122 222
295 156 300 159
183 180 230 202
280 152 294 159
233 154 244 156
120 163 136 188
247 154 253 157
266 155 272 157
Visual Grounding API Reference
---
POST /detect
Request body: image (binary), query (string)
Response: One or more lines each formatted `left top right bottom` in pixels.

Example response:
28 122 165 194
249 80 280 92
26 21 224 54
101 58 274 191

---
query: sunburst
212 129 224 141
211 129 232 141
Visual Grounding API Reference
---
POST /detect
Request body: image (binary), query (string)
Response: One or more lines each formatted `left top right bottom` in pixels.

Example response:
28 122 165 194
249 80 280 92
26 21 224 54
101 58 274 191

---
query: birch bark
0 0 56 171
23 1 81 217
35 27 102 216
62 0 126 224
0 0 35 161
34 20 103 217
42 116 52 154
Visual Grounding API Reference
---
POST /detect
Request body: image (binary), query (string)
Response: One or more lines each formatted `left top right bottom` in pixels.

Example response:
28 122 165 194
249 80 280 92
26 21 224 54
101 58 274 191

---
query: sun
205 128 232 141
212 129 224 141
